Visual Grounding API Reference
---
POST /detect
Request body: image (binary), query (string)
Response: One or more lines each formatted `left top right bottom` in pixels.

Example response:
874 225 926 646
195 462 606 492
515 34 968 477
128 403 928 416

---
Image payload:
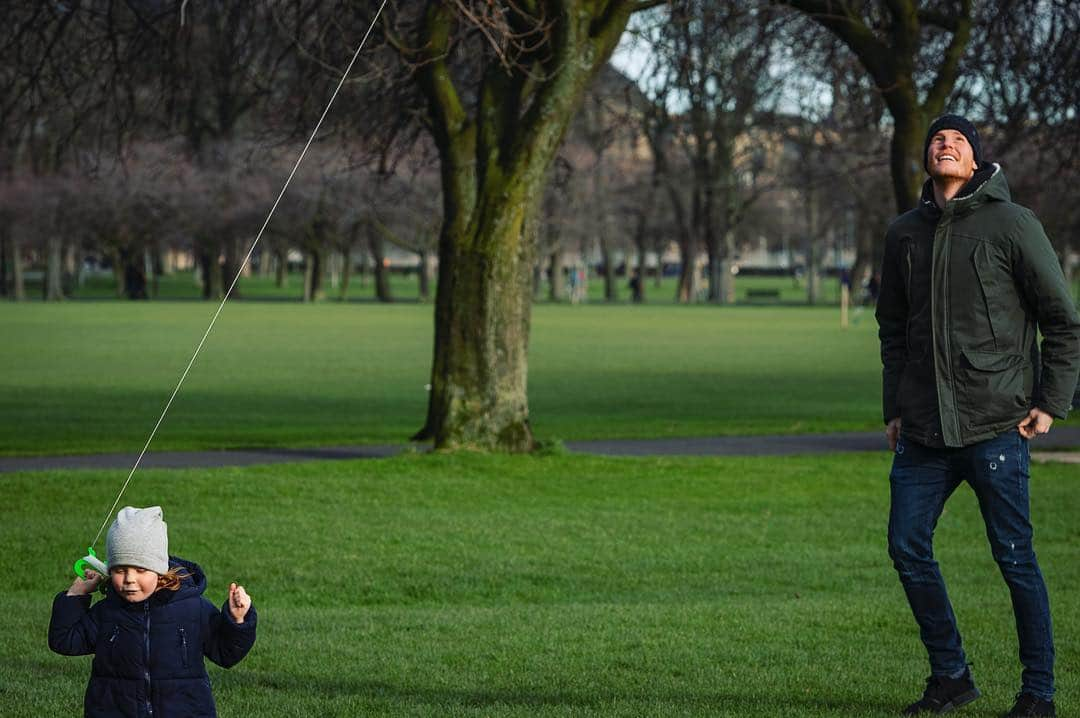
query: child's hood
163 556 207 602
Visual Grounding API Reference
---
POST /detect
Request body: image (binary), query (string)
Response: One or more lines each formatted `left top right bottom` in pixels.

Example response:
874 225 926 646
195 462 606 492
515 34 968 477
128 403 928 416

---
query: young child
49 506 257 717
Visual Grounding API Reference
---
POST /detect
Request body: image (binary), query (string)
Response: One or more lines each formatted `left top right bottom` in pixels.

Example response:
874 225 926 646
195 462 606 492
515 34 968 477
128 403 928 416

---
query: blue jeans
888 430 1054 700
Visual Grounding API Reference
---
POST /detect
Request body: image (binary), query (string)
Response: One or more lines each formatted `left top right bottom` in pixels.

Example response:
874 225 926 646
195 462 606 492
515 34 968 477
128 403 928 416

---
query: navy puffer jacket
49 556 257 718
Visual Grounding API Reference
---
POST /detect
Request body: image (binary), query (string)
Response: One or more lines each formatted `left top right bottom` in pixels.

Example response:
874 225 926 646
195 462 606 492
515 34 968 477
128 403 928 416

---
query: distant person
876 115 1080 717
574 265 587 303
50 506 257 717
629 267 643 303
865 270 881 305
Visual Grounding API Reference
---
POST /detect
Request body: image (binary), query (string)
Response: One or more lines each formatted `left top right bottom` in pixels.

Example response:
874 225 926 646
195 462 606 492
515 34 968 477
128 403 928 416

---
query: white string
90 0 390 549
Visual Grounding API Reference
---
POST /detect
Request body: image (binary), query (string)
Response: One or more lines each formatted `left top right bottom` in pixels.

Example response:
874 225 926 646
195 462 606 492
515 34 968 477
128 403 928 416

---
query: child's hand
228 582 252 623
66 570 103 596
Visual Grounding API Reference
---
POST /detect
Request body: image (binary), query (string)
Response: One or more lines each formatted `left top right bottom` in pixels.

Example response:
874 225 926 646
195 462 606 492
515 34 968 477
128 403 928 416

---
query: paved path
3 427 1079 473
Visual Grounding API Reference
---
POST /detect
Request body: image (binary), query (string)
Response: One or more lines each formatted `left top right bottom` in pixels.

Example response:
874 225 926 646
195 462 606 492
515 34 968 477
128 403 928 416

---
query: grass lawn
2 452 1077 716
1 302 894 456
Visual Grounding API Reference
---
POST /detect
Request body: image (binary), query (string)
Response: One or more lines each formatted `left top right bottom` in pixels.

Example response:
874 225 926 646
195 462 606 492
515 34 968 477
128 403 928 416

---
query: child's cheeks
110 566 160 602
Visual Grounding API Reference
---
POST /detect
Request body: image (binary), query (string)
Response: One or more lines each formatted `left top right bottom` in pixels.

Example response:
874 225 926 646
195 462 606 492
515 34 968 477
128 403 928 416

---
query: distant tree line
1 1 1075 450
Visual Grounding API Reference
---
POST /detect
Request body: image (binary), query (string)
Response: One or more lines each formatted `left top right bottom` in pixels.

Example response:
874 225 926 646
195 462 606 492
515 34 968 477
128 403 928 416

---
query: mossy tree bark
781 0 973 213
411 1 657 451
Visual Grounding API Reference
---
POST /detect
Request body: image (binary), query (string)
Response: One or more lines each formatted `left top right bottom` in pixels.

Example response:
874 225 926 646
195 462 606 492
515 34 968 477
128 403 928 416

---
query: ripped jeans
888 430 1054 700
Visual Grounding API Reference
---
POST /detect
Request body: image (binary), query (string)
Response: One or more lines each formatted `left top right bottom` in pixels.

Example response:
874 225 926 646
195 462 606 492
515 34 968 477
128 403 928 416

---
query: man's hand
886 417 902 452
66 569 102 596
1018 408 1053 439
228 582 252 623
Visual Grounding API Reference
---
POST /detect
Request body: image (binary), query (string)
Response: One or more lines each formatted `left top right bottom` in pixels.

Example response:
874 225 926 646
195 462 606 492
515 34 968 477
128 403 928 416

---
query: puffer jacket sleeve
48 592 98 656
1012 210 1080 418
202 597 257 668
876 225 909 423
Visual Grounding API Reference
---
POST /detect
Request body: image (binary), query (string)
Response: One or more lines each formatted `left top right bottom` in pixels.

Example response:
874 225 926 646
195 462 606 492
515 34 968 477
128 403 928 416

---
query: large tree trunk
419 182 541 451
890 111 927 213
412 0 637 451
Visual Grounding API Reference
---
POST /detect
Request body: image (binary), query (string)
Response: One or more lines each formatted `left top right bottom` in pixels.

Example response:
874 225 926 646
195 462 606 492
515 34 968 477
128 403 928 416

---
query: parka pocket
970 242 1012 349
178 626 188 668
960 349 1028 427
102 624 119 657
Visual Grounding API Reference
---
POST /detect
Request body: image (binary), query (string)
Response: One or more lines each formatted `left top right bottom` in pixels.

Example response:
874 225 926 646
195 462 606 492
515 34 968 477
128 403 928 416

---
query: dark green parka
876 163 1080 448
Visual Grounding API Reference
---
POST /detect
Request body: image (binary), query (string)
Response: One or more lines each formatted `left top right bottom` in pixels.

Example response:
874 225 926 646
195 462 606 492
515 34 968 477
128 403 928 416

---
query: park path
3 427 1080 473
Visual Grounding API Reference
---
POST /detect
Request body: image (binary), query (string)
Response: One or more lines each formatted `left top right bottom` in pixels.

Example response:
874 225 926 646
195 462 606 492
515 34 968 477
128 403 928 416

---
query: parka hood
918 162 1009 218
163 555 208 601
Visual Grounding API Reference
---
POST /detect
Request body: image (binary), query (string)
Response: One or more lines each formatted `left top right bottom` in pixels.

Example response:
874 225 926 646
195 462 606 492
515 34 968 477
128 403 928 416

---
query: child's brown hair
156 567 190 592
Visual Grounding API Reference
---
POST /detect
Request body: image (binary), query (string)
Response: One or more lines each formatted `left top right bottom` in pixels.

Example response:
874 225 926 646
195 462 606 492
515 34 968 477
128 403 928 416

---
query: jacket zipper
904 241 914 355
179 626 188 668
144 602 153 716
939 219 963 443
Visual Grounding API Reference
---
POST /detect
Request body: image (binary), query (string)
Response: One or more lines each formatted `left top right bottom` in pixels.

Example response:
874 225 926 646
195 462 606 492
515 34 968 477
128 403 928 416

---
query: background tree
778 0 974 213
640 1 784 304
388 0 663 451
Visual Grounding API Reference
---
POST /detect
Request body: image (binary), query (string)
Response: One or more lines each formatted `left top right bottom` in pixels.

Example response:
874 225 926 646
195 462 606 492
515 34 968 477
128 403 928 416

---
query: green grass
0 302 889 456
2 452 1077 716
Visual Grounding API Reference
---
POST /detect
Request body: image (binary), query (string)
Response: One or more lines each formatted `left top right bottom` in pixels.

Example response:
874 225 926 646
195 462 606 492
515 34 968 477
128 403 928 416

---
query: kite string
90 0 390 549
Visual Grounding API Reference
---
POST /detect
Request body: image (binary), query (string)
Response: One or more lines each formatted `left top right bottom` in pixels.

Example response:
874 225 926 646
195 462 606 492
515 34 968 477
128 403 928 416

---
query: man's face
110 566 159 602
926 129 977 182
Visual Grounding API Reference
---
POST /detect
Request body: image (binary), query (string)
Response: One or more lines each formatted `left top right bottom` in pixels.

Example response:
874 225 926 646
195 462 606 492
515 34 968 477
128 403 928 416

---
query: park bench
745 288 781 299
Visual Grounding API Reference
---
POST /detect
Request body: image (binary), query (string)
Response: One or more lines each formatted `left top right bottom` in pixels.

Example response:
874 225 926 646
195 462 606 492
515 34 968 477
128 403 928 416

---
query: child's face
110 566 159 602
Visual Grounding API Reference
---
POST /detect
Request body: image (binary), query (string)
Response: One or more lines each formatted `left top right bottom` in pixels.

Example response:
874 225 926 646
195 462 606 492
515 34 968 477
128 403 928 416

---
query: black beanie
923 114 982 172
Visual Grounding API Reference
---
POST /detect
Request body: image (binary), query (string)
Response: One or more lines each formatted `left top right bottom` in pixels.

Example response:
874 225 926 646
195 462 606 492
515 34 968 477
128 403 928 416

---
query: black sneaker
1005 693 1055 717
902 670 981 714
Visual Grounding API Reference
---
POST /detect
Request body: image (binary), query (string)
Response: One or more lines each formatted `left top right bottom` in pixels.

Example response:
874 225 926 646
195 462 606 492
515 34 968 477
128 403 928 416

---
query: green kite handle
73 546 108 580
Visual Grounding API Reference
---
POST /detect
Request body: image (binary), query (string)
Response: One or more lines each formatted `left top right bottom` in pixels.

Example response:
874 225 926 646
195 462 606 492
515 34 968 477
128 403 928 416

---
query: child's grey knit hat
106 506 169 574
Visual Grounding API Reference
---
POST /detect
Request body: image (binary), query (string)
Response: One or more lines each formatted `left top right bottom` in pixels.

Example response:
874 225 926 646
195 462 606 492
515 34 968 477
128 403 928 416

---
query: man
876 114 1080 717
